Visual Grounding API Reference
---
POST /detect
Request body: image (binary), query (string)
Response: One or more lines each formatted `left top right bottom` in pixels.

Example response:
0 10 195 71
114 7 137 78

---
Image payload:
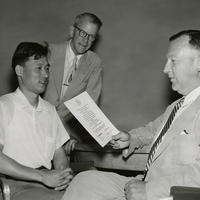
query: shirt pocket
175 130 198 164
44 136 55 160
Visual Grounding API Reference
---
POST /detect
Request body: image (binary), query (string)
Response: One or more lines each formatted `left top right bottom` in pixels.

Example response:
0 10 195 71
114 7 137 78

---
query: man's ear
69 25 75 38
15 65 23 77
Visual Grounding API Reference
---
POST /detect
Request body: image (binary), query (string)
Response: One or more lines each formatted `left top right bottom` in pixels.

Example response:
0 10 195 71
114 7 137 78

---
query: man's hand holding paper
109 131 130 149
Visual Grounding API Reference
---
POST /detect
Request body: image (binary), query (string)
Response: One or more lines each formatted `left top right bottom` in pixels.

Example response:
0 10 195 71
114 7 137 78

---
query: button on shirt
0 88 70 169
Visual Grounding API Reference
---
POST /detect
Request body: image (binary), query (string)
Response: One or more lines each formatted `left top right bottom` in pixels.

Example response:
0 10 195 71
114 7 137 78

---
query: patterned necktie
64 56 77 86
143 97 185 179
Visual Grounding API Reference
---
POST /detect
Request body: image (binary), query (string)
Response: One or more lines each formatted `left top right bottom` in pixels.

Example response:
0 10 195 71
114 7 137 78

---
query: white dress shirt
152 86 200 148
60 41 82 99
175 86 200 119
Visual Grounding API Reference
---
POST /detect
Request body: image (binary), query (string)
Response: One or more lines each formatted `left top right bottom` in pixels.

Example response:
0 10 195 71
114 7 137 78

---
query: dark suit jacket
43 42 103 141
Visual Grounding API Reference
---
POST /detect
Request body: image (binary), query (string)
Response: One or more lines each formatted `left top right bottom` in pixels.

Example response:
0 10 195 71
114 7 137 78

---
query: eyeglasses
74 26 96 42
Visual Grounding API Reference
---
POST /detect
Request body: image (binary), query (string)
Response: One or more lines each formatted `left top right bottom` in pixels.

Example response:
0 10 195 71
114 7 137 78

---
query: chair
0 177 10 200
72 143 149 173
0 158 93 200
170 186 200 200
70 160 96 173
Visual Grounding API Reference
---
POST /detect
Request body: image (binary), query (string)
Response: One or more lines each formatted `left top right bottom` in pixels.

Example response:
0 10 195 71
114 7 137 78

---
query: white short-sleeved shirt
0 88 69 169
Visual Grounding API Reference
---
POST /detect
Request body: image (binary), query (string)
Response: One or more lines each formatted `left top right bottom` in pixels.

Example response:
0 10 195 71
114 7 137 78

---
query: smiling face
70 18 99 55
163 35 200 95
17 55 50 95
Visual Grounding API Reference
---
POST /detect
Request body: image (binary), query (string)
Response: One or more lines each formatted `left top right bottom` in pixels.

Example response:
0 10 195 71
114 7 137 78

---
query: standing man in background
43 12 103 152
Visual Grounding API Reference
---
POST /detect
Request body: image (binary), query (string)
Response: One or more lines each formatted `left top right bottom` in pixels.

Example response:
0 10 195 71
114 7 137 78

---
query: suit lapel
73 53 92 82
50 42 67 99
152 97 200 162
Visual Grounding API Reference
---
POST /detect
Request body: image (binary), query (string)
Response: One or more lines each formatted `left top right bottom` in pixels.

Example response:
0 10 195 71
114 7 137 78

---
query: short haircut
74 12 103 30
11 42 49 71
169 30 200 49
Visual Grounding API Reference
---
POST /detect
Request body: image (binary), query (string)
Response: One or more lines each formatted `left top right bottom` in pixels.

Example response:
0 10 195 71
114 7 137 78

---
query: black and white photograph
1 0 200 199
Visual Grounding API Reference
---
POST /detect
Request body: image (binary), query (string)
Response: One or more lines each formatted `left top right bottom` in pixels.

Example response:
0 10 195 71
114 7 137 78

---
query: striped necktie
143 97 185 179
64 56 77 86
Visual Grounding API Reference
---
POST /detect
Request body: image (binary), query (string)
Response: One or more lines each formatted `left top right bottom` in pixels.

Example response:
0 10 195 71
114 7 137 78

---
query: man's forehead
22 56 49 68
78 18 98 29
169 35 190 49
78 16 92 24
27 55 48 63
167 35 199 57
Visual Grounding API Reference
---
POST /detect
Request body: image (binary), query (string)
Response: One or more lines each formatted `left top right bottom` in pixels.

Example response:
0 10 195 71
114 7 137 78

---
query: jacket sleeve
125 103 176 157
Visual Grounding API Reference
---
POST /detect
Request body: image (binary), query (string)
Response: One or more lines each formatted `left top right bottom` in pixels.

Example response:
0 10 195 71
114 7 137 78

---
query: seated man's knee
71 170 101 185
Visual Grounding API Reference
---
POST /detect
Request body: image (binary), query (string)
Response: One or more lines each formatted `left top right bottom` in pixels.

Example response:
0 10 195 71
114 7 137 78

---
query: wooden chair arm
0 178 10 200
72 143 149 171
74 143 149 154
70 161 95 173
170 186 200 200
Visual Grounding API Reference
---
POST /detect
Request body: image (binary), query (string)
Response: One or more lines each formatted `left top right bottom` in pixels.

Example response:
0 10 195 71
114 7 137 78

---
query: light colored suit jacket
43 42 103 140
127 96 200 200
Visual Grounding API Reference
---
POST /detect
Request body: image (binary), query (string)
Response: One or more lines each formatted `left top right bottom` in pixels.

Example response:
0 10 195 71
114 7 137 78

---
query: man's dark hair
11 42 49 71
74 12 103 30
169 30 200 49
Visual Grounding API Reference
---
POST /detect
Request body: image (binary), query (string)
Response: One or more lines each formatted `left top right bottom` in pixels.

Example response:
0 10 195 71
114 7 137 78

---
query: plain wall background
1 0 200 131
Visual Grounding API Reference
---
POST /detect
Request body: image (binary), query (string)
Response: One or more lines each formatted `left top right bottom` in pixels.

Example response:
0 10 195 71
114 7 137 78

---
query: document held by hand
64 91 119 147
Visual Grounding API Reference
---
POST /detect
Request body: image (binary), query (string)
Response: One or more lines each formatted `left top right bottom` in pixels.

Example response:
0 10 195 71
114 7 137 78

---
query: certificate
64 91 119 147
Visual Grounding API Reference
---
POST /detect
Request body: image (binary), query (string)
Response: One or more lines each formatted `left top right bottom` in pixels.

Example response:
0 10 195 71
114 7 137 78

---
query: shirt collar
68 40 82 62
14 88 47 111
182 86 200 107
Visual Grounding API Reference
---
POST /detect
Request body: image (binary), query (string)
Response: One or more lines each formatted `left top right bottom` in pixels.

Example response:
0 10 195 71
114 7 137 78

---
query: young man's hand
40 168 73 190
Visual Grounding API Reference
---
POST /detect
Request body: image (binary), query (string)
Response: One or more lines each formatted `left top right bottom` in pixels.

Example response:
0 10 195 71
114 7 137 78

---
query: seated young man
0 42 73 200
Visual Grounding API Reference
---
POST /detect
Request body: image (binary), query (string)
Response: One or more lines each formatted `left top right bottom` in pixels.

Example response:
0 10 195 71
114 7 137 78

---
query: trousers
61 170 135 200
0 177 64 200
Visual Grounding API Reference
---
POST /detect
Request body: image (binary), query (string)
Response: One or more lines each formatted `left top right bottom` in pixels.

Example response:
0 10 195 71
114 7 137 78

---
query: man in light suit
43 13 103 149
61 30 200 200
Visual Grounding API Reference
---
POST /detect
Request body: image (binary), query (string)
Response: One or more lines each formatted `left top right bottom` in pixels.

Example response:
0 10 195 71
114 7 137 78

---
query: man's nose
42 69 49 78
163 61 171 74
82 35 90 43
